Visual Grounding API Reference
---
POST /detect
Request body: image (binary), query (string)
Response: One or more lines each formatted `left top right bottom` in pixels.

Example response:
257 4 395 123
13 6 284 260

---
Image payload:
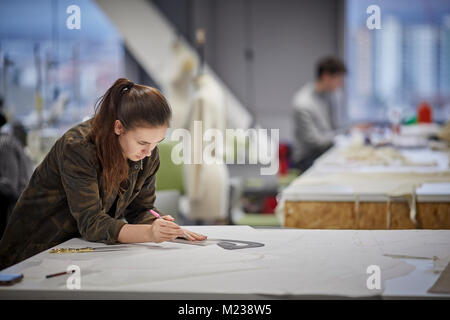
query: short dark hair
316 56 347 80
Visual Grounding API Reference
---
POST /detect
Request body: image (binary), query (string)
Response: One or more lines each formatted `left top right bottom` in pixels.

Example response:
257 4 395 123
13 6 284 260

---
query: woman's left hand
162 215 207 241
183 229 207 241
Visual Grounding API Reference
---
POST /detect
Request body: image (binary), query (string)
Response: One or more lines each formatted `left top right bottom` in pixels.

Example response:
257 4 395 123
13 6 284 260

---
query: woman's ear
114 120 123 136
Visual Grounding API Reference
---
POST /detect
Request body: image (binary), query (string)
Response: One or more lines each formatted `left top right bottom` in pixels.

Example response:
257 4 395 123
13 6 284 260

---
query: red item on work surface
279 143 289 175
417 102 432 123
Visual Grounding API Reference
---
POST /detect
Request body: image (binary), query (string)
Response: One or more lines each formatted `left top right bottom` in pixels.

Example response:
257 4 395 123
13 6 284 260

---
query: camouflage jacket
0 119 161 270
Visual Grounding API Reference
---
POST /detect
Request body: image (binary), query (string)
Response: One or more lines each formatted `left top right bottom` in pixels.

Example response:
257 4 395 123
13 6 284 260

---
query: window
0 0 124 132
346 0 450 122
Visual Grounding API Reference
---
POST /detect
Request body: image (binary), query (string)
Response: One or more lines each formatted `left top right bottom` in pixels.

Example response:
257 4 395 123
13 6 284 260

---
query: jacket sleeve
59 141 126 244
124 150 161 225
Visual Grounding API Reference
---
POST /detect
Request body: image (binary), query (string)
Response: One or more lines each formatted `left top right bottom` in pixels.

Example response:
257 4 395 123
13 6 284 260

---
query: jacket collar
128 159 143 172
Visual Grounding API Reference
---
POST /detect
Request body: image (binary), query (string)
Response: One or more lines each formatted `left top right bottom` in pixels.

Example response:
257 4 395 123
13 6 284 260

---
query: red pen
45 269 75 279
149 209 190 240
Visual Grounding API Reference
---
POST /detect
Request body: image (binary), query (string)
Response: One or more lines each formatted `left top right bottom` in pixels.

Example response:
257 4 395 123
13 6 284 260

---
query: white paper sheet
3 227 450 298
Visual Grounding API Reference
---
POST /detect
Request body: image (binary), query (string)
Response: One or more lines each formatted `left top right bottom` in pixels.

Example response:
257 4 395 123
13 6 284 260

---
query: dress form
183 73 229 221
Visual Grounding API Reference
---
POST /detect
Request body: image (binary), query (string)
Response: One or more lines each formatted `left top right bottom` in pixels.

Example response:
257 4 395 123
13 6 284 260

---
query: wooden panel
357 203 389 229
285 201 356 229
285 201 450 229
389 202 417 229
417 203 450 229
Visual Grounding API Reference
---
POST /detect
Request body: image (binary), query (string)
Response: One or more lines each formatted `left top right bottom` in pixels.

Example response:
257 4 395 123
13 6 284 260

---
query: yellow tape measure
50 247 95 254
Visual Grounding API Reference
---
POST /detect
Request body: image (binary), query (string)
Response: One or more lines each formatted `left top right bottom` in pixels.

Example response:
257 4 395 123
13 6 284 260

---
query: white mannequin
163 39 197 130
183 73 229 221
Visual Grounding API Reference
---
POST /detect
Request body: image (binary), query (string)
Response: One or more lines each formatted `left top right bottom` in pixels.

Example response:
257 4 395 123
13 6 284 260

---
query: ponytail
88 78 171 196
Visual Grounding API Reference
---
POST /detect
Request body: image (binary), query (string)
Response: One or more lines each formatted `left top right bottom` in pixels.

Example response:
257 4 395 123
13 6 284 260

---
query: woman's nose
142 146 152 156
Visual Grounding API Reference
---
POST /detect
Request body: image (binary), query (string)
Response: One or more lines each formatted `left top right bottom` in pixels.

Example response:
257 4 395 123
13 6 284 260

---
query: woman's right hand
148 218 185 243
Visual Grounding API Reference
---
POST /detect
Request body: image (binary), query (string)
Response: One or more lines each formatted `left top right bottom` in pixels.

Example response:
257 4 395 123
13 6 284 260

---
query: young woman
0 78 206 271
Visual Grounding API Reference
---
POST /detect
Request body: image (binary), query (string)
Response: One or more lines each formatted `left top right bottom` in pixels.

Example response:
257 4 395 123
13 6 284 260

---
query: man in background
292 56 347 172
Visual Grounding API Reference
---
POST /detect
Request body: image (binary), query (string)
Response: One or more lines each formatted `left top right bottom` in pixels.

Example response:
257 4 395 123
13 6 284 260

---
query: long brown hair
88 78 172 196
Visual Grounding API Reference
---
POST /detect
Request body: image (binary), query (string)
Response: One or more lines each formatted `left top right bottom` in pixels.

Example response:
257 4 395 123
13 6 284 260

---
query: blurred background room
1 0 449 234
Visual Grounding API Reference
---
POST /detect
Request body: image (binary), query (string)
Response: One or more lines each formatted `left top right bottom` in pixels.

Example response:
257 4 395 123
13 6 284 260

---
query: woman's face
114 120 167 162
